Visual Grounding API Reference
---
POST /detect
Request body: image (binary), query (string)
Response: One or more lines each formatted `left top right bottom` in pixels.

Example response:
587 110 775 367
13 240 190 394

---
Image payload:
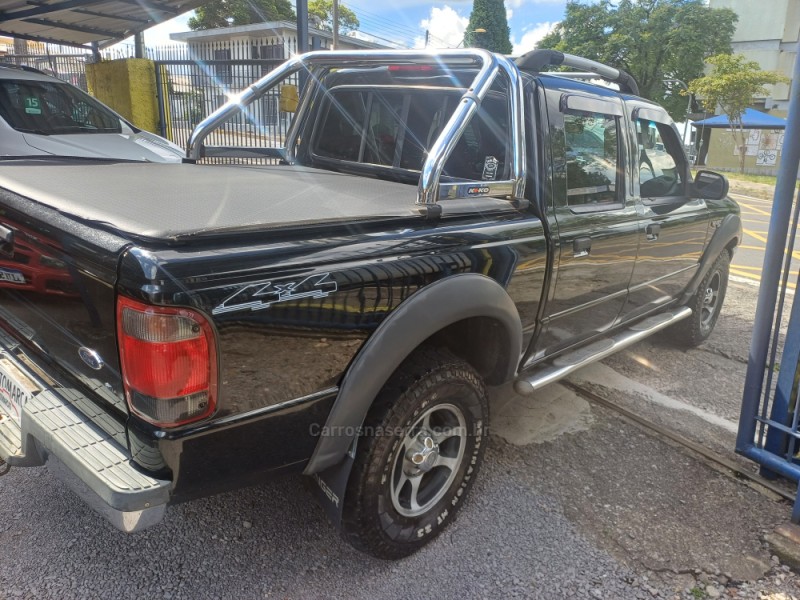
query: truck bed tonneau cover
0 162 419 242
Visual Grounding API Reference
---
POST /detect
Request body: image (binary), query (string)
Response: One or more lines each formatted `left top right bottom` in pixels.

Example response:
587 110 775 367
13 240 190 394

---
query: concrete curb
764 523 800 572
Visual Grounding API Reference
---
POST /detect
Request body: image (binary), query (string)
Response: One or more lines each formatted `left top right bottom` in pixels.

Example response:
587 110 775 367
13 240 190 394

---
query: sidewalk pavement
490 276 800 599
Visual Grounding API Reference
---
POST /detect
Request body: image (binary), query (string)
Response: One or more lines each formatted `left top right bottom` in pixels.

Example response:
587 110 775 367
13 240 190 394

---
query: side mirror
693 170 729 200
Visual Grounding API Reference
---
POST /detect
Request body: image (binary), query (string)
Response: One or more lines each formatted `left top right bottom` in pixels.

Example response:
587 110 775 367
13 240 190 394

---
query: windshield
0 79 122 135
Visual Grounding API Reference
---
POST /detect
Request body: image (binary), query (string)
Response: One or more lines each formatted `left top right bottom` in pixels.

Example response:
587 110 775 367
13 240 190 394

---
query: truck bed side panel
118 214 547 498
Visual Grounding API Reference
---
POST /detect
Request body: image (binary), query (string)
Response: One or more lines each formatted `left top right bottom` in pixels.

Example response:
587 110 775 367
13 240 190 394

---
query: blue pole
737 39 800 453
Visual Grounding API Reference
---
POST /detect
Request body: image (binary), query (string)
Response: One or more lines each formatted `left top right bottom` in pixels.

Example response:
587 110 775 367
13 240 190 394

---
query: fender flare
304 273 523 476
682 213 742 303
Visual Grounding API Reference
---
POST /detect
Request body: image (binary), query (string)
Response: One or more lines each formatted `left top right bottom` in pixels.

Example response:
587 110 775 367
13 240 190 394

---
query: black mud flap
308 439 357 530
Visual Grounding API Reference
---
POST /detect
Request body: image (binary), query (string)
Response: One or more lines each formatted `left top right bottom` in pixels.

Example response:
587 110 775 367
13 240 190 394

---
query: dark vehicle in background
0 49 739 559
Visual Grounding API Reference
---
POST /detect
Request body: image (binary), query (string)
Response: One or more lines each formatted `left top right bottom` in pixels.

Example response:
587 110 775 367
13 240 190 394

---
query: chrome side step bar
514 307 692 395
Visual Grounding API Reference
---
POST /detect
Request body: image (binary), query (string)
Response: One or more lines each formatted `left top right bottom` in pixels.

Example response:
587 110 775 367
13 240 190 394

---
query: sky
127 0 569 54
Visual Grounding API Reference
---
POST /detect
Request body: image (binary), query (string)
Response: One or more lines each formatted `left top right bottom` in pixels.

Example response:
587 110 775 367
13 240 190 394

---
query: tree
465 0 512 54
689 54 788 173
309 0 359 33
537 0 738 120
188 0 295 30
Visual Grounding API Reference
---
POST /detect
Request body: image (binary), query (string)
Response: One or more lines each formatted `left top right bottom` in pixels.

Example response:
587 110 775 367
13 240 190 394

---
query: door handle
573 236 592 258
646 223 661 241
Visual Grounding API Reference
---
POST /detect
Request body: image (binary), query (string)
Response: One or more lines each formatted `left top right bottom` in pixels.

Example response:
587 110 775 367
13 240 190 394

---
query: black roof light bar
515 49 640 96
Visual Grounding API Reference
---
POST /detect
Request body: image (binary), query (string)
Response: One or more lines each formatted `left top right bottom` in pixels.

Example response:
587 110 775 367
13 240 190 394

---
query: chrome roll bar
186 49 526 208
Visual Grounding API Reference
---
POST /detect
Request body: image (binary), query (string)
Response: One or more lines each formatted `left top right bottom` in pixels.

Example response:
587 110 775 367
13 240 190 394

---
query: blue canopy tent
692 107 788 129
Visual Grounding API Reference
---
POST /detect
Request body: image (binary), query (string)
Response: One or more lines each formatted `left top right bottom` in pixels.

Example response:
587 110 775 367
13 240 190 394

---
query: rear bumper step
0 352 170 533
515 307 692 395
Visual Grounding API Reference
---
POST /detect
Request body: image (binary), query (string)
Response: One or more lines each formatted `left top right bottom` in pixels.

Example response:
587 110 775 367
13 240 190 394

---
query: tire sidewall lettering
379 383 485 542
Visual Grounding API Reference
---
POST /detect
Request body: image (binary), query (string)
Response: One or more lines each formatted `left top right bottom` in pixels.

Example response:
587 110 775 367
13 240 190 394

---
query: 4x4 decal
212 273 338 315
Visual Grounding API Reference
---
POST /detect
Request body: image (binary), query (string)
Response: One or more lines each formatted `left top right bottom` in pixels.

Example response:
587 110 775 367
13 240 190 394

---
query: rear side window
564 111 621 209
0 79 121 135
443 94 509 181
315 89 435 169
315 90 367 162
312 86 510 181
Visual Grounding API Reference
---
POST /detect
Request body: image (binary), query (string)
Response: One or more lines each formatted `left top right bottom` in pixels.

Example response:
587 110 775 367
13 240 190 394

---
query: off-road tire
341 347 488 559
672 250 730 347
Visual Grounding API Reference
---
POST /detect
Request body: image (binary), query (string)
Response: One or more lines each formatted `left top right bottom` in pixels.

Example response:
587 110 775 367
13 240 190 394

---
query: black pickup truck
0 49 739 559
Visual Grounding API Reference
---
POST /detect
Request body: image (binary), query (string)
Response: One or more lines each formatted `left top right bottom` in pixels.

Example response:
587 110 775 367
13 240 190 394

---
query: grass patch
694 170 799 189
725 172 780 186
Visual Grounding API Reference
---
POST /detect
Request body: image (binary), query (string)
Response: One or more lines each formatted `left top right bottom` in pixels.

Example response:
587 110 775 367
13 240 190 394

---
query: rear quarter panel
119 212 547 500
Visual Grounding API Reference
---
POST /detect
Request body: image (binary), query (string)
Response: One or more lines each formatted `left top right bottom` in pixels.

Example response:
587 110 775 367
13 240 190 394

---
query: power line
348 4 426 39
291 0 454 49
299 0 425 43
351 19 417 47
347 5 461 48
354 17 418 43
354 29 407 48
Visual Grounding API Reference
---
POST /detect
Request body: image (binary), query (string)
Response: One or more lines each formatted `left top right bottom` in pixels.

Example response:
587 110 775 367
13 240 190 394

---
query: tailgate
0 185 172 532
0 186 131 444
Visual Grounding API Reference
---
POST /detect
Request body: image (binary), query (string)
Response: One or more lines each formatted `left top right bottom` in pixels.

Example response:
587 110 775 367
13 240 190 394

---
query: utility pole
424 30 430 48
134 32 145 59
297 0 309 53
297 0 309 92
332 0 339 50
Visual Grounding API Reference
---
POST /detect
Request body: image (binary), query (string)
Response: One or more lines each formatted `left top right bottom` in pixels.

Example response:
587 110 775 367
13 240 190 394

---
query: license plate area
0 268 25 284
0 356 39 426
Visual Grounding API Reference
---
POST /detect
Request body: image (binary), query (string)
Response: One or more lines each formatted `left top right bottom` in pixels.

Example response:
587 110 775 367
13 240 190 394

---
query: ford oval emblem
78 347 104 371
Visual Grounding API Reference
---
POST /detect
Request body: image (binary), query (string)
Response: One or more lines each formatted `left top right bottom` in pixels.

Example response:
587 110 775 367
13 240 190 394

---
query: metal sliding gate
1 53 90 90
152 56 294 163
737 38 800 518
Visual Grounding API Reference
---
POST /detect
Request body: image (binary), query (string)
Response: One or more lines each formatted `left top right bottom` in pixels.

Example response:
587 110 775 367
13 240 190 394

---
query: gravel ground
725 177 788 201
1 443 645 600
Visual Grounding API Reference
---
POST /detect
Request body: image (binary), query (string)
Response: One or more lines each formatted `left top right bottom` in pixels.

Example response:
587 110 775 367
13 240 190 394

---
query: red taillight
116 295 217 427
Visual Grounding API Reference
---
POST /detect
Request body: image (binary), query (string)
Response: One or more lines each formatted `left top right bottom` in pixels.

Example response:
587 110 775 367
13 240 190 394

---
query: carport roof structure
0 0 205 49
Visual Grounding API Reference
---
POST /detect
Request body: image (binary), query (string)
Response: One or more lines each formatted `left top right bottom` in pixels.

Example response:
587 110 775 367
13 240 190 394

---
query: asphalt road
729 191 800 289
0 439 646 600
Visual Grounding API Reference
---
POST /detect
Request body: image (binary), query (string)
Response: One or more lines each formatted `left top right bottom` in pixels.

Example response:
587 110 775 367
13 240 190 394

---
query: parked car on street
0 64 183 162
